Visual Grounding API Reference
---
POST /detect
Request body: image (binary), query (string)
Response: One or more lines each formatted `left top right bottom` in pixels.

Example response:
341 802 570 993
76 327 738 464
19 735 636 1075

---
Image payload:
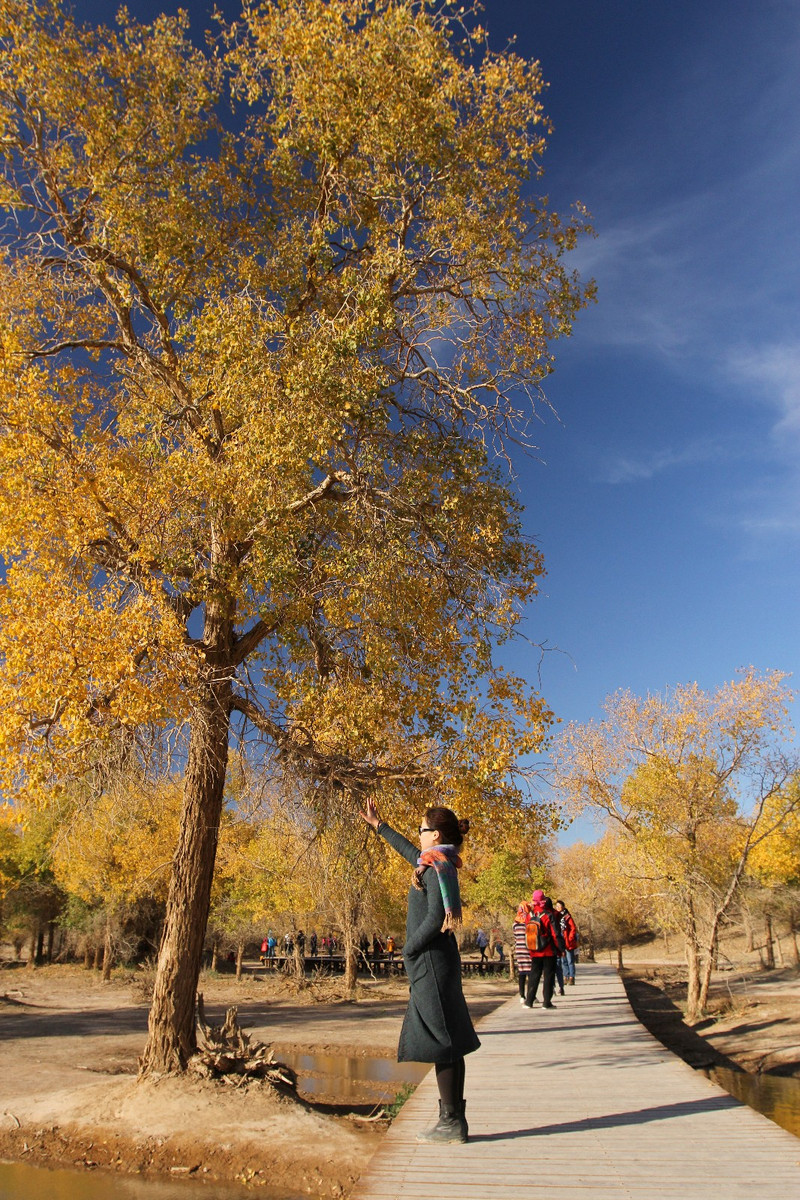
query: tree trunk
210 940 219 972
616 943 624 970
83 943 92 969
46 921 56 963
585 915 596 962
139 672 232 1076
236 941 244 981
790 929 800 967
775 934 785 967
789 911 800 967
95 943 104 971
293 938 306 982
344 931 359 996
102 917 114 982
698 931 719 1014
685 896 702 1020
764 912 775 970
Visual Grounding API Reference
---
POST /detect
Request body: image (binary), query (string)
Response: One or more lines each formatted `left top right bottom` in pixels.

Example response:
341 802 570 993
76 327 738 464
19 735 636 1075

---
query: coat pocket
404 953 429 984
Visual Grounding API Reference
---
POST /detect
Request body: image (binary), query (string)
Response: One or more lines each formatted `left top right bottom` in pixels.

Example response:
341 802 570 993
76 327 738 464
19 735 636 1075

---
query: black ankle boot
416 1100 468 1144
459 1099 468 1140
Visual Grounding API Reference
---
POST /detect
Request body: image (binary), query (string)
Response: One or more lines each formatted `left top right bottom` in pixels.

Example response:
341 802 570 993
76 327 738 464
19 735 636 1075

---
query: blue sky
474 1 800 830
69 1 800 837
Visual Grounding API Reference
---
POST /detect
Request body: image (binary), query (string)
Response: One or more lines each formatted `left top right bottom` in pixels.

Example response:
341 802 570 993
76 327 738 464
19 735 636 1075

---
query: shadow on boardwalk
471 1092 740 1141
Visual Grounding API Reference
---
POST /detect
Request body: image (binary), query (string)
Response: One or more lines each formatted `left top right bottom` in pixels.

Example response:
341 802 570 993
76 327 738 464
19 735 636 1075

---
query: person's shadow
469 1093 741 1141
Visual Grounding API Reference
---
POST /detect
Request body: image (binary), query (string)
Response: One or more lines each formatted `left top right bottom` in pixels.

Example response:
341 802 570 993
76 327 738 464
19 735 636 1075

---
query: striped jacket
512 921 532 973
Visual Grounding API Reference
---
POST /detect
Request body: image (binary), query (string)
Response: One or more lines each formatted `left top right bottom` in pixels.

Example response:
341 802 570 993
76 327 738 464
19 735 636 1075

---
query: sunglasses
418 825 435 834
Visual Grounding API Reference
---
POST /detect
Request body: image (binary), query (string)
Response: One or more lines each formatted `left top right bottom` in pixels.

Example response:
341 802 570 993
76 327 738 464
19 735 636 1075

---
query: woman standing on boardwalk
360 798 480 1144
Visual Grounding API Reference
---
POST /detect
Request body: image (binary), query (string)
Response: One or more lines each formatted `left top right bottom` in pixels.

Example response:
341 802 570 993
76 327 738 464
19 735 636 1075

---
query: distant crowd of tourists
258 929 399 964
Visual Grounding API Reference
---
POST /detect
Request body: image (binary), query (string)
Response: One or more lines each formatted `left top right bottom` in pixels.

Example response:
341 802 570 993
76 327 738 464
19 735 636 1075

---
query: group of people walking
512 891 578 1008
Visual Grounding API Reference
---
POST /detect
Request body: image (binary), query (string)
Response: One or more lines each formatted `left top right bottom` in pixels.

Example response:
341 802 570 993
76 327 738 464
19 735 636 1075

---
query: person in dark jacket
544 896 566 996
361 797 479 1144
555 899 578 984
523 889 561 1009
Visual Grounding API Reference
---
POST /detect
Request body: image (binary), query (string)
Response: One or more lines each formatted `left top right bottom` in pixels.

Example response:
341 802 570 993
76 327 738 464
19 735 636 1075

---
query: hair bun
457 817 470 836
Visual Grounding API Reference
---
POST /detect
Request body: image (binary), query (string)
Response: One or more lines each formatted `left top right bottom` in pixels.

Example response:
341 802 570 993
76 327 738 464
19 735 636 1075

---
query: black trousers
525 956 556 1006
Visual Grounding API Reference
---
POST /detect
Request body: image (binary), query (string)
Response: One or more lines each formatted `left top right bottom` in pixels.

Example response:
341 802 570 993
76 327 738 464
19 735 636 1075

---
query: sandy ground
0 962 511 1196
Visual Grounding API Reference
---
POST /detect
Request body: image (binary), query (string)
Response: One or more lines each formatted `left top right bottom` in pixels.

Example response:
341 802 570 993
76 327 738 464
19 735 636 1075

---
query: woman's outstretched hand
359 797 381 829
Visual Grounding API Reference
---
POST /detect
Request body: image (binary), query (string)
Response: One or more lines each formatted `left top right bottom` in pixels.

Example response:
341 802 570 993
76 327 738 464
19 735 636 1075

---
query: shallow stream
705 1066 800 1138
0 1161 281 1200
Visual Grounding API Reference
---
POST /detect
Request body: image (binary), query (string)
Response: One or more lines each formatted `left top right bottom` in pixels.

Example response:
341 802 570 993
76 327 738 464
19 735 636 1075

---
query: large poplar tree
0 0 593 1072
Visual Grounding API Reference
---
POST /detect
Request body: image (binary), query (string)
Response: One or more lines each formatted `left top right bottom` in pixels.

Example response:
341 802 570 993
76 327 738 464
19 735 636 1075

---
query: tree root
190 995 298 1090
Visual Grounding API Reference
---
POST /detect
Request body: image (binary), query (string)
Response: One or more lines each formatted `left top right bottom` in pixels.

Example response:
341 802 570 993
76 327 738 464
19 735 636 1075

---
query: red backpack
525 912 549 953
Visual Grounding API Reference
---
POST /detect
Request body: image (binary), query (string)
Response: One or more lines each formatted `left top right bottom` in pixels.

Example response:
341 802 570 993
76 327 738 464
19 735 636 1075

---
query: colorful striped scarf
413 844 463 930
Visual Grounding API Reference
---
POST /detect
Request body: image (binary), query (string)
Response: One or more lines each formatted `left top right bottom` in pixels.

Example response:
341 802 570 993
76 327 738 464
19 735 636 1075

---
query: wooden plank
352 963 800 1200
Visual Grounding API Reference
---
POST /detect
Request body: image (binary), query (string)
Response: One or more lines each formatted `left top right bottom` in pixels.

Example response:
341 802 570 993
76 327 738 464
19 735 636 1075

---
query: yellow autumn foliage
0 0 593 1068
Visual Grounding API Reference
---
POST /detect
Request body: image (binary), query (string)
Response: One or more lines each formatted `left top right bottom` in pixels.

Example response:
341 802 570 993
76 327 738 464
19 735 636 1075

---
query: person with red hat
522 889 562 1010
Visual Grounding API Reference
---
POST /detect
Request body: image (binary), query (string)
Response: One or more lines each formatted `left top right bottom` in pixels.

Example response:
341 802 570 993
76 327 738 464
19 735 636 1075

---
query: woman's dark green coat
377 822 480 1064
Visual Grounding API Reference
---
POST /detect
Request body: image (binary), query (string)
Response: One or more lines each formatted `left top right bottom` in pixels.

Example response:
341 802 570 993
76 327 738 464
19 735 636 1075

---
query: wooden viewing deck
245 955 507 977
353 963 800 1200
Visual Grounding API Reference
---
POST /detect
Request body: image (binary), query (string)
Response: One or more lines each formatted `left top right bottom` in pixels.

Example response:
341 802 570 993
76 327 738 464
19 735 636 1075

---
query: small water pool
706 1066 800 1139
278 1049 429 1103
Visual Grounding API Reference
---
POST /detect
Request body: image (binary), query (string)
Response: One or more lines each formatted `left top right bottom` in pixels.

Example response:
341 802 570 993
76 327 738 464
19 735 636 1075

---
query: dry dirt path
353 962 800 1200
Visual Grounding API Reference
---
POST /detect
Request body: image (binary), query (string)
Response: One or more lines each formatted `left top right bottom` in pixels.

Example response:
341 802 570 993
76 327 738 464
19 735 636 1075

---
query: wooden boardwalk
353 963 800 1200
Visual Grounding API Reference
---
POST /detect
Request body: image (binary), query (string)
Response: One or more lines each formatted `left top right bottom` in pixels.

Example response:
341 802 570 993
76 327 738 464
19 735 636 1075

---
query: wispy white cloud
566 202 710 357
731 343 800 441
599 437 733 485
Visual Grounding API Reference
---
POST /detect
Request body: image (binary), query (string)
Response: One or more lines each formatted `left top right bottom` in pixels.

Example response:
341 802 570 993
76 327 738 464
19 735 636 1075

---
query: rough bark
685 894 702 1020
584 914 596 962
344 931 359 996
102 918 114 982
790 930 800 967
235 941 244 982
764 912 775 970
139 674 232 1075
